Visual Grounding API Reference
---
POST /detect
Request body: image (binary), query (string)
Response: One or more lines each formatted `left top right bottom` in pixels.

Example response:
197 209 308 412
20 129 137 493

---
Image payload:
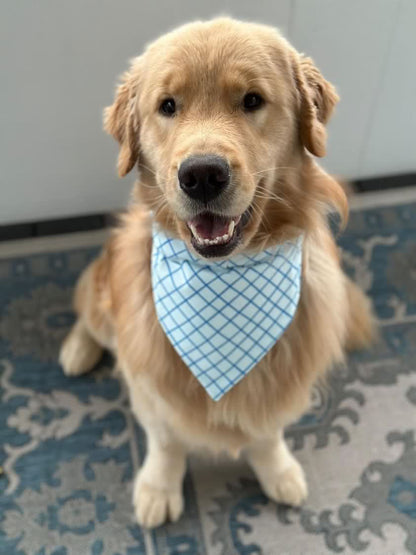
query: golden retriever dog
59 18 375 528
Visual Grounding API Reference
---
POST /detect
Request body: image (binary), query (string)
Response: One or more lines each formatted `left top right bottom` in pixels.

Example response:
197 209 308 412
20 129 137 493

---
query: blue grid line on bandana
180 270 293 364
156 251 299 322
153 237 300 335
163 267 291 349
151 226 303 400
154 255 290 365
155 246 299 348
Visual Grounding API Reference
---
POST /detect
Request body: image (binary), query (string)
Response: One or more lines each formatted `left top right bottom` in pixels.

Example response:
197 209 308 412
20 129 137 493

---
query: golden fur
60 18 375 527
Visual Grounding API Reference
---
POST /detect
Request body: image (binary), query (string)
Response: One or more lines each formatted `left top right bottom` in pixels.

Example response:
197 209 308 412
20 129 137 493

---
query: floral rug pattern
0 201 415 555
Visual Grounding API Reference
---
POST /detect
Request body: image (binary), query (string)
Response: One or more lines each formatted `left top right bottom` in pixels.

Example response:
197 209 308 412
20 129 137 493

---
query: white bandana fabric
151 226 303 401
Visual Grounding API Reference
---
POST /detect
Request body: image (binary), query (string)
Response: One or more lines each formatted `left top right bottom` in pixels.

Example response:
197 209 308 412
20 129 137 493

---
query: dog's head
105 18 344 258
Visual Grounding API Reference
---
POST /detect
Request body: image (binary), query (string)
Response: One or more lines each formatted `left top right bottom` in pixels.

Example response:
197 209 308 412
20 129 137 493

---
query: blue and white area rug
1 200 415 555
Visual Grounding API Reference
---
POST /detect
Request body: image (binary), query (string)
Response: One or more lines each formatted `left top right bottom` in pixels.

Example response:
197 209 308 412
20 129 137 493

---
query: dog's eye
243 93 264 112
159 98 176 116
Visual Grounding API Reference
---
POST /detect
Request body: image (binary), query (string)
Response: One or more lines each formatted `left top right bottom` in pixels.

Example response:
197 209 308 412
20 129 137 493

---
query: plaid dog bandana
151 226 303 401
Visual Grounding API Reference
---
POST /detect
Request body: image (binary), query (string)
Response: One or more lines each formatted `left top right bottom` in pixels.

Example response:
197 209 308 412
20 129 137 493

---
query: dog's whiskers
250 166 297 177
139 163 158 178
148 195 168 214
150 197 177 229
251 198 272 228
255 184 292 208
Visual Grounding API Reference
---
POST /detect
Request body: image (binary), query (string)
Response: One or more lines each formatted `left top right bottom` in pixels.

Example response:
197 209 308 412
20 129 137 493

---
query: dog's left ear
293 55 339 157
104 58 142 177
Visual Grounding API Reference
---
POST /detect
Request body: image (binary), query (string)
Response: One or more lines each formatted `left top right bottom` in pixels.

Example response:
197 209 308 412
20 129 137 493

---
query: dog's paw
133 477 184 528
265 462 308 507
59 322 102 377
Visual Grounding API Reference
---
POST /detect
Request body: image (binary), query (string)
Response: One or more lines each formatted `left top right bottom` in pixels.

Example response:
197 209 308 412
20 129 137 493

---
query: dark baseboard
353 172 416 193
1 173 415 242
0 213 110 242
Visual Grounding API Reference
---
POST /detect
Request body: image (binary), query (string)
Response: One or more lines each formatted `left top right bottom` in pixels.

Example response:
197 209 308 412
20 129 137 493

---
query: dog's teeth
190 216 242 248
190 224 207 245
189 224 199 241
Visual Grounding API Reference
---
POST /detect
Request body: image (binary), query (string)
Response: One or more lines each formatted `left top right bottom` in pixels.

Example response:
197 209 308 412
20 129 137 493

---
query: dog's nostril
178 155 230 203
209 170 227 186
208 173 216 187
182 174 198 189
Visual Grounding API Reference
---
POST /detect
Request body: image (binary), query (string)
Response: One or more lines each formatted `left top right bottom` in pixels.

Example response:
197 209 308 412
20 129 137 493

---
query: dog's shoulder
107 203 153 312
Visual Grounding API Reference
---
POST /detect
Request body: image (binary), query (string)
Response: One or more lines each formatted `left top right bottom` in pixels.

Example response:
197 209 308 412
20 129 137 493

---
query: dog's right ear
104 59 141 177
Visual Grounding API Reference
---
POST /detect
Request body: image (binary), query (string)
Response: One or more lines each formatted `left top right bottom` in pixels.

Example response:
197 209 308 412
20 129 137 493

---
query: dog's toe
134 479 184 528
266 462 308 507
59 321 102 377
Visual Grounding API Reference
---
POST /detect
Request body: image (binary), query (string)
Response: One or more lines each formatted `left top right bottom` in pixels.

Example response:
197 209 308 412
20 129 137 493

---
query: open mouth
187 210 249 258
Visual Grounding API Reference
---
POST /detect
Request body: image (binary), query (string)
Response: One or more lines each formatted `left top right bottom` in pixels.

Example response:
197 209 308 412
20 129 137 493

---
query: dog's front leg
246 430 307 507
134 430 186 528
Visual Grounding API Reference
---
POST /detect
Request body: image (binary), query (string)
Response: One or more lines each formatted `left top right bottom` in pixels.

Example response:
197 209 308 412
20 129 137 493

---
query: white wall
0 0 415 224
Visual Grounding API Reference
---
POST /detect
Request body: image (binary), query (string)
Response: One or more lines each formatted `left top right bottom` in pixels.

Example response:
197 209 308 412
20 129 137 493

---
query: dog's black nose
178 155 230 203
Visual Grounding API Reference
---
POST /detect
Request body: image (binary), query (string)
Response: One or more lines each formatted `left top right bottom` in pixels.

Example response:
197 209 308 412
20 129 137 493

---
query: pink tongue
189 214 230 240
